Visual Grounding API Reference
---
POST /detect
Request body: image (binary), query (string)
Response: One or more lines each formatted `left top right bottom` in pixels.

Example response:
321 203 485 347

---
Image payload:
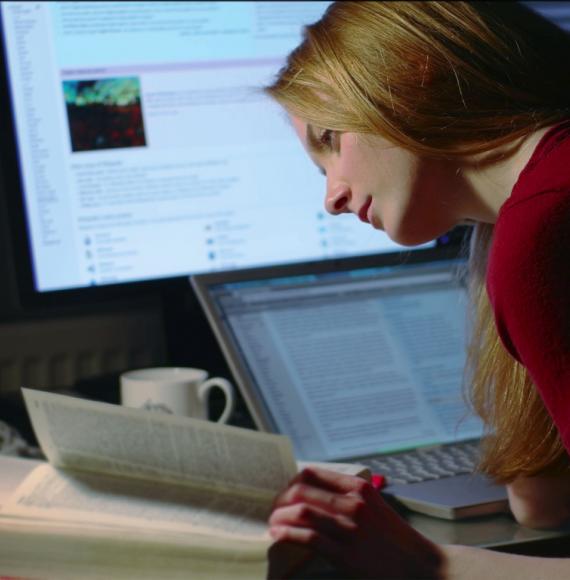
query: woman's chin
385 228 435 247
385 219 458 247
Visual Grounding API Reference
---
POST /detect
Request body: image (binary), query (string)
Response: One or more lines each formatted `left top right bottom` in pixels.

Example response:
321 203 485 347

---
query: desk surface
407 509 570 553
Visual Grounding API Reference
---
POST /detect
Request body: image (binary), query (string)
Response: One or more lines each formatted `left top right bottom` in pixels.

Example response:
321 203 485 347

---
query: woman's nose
325 185 351 215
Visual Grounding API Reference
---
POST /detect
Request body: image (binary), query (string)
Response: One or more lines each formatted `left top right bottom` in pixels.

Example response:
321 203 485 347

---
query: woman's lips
367 203 383 230
357 197 383 230
358 197 372 223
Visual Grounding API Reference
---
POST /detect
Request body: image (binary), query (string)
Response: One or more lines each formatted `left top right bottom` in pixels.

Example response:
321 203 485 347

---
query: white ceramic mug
120 367 235 423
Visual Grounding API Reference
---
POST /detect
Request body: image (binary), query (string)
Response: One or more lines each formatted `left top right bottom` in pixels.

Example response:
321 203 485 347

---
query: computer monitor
5 2 561 305
0 0 437 307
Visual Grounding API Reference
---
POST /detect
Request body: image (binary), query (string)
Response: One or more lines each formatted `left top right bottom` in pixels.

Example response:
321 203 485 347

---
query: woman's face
290 116 469 246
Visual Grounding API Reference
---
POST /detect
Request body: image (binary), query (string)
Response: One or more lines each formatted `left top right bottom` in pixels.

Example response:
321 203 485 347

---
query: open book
0 389 368 579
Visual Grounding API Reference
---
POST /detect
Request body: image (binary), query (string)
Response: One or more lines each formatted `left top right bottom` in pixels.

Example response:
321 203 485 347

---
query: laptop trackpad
383 473 510 520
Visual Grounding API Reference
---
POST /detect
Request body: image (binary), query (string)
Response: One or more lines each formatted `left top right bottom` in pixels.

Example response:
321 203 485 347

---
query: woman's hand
268 466 444 579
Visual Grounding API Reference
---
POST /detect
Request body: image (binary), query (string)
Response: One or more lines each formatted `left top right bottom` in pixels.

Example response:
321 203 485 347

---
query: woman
264 2 570 578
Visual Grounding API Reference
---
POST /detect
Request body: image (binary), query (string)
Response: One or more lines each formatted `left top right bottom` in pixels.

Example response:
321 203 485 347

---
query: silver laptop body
191 251 508 519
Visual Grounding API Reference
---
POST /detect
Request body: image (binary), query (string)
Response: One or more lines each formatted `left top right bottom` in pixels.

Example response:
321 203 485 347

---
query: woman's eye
318 129 338 151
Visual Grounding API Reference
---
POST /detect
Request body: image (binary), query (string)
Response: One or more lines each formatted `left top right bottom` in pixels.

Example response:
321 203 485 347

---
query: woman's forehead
289 115 311 150
289 114 306 137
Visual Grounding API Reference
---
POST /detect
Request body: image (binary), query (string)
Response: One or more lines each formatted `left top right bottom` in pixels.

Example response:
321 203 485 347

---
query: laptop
191 252 509 520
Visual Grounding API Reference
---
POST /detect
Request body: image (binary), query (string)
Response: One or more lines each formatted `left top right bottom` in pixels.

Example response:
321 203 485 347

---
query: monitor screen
0 1 431 296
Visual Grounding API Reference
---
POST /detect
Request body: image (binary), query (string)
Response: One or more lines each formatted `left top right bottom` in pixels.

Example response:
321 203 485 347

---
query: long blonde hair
467 224 568 481
265 1 570 481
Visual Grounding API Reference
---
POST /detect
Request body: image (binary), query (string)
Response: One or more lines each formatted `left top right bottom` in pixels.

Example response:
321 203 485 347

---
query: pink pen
371 474 386 489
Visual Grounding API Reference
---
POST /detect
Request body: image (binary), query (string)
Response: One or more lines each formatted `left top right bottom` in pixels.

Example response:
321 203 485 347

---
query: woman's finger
269 502 358 538
269 524 342 560
294 466 373 494
273 480 372 519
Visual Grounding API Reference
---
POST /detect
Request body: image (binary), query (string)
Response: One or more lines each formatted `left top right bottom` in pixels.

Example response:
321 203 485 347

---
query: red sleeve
487 190 570 452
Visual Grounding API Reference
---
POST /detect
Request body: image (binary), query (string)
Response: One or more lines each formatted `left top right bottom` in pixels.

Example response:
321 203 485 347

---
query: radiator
0 305 167 393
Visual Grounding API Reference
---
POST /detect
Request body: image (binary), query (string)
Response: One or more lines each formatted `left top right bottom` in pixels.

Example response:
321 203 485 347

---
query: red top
487 121 570 453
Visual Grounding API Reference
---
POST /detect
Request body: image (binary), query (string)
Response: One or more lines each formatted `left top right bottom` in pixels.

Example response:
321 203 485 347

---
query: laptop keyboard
360 442 480 485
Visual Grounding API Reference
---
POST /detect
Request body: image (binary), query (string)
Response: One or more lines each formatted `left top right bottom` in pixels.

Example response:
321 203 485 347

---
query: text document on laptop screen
0 1 419 293
204 260 483 461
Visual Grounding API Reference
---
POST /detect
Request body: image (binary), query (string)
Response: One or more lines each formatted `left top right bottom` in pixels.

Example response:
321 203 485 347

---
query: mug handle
198 377 235 423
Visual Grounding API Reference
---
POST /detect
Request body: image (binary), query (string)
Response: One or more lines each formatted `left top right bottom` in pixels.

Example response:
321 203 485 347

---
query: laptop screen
196 258 484 462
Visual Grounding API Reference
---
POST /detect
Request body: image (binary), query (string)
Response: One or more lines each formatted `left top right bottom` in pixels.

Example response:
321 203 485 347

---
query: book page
22 389 298 501
3 463 271 541
0 456 42 507
0 511 268 580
